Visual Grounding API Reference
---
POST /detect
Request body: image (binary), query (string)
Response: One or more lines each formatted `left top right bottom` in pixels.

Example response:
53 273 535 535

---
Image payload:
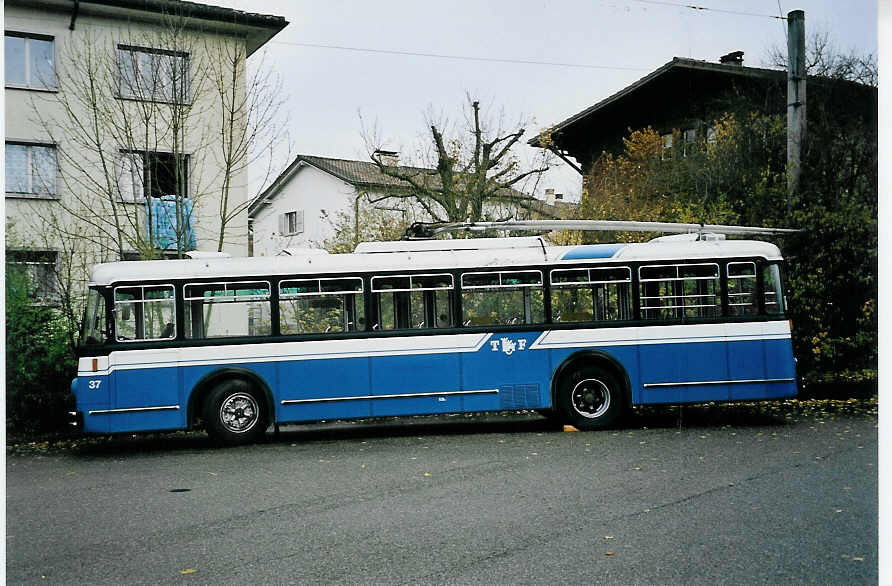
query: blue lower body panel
73 325 798 434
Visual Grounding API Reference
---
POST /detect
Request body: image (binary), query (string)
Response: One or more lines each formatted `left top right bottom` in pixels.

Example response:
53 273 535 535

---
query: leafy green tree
559 124 741 245
6 267 77 433
317 204 410 253
566 55 876 386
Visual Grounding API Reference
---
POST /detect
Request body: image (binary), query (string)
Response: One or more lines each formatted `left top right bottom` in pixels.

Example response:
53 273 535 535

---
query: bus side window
461 270 544 326
550 267 631 323
371 274 453 331
280 277 363 335
727 262 757 316
184 281 272 339
639 264 720 320
411 274 453 329
113 285 175 341
762 263 786 315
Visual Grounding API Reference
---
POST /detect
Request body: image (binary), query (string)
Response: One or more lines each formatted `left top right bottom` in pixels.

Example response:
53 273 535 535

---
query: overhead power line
271 40 650 72
628 0 785 20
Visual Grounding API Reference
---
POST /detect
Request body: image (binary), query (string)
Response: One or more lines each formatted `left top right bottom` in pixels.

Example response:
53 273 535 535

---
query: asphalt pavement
6 407 878 585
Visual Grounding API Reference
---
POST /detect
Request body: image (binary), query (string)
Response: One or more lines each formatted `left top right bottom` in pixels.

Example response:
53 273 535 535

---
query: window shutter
278 213 286 235
296 210 305 234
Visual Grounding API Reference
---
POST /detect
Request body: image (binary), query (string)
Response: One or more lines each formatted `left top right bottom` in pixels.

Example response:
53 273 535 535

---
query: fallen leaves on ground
5 397 877 455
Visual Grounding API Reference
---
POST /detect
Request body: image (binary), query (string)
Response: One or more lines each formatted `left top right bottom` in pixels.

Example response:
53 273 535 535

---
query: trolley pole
786 9 806 218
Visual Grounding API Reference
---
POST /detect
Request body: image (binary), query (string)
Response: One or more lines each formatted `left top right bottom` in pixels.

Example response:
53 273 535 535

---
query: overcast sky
217 0 878 201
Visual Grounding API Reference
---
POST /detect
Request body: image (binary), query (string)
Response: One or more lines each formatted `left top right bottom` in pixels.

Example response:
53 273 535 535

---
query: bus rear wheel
557 366 626 431
203 379 267 446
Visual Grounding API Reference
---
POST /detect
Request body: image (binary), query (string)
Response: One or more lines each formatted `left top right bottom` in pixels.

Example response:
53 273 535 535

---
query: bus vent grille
499 384 540 409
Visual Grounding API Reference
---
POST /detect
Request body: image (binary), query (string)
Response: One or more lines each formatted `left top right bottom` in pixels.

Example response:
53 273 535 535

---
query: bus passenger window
727 262 757 316
762 263 786 315
184 281 271 339
461 270 544 326
371 274 453 330
550 267 631 322
639 264 720 320
113 285 175 342
279 277 364 335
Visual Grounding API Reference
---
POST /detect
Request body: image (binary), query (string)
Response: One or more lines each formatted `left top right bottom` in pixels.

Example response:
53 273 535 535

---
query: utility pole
786 9 806 217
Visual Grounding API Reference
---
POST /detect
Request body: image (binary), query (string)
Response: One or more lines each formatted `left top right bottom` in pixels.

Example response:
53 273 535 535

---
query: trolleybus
70 222 798 445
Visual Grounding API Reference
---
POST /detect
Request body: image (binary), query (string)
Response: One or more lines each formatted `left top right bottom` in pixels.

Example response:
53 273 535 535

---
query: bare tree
27 21 208 262
203 42 290 252
363 97 553 224
10 11 288 328
767 29 877 86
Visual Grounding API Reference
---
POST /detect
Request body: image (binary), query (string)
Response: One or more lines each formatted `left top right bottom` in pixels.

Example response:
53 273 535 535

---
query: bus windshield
80 288 108 346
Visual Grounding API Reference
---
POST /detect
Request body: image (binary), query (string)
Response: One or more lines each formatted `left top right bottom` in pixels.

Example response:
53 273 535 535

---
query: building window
5 33 55 90
6 250 58 304
118 45 189 103
682 128 697 157
5 142 57 196
660 133 673 160
118 150 189 202
280 210 304 236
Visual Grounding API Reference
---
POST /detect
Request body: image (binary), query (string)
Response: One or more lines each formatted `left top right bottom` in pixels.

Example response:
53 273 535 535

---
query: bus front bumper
68 410 83 430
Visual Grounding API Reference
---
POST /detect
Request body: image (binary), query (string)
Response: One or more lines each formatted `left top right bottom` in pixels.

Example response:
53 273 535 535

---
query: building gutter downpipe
69 0 80 30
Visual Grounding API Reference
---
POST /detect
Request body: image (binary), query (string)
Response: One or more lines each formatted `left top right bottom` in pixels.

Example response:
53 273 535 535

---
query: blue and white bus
70 230 797 445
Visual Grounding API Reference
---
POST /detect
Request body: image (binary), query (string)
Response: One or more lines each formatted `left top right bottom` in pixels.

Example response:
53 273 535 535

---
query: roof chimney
719 51 744 66
373 149 399 166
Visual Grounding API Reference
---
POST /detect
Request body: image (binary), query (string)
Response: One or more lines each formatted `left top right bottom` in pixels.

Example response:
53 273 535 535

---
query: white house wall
252 163 360 256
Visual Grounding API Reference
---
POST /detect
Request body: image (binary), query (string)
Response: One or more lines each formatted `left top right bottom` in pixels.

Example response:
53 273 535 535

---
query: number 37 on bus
70 221 799 446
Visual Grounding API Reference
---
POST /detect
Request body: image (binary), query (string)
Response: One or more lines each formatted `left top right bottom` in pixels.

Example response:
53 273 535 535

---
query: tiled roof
299 155 434 189
250 154 535 214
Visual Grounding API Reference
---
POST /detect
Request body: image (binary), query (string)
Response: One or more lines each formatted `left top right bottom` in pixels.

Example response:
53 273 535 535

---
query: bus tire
557 366 626 431
203 379 267 446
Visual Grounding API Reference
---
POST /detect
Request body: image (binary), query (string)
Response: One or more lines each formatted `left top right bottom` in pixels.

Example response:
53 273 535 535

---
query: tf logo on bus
490 337 528 355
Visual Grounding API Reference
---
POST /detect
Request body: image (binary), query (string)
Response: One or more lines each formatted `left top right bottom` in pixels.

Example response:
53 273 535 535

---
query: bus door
637 263 730 404
459 270 550 412
276 277 372 421
108 285 182 431
368 274 462 416
724 261 796 400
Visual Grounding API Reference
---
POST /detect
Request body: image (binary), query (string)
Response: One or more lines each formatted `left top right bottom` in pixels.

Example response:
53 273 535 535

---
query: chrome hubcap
571 378 610 419
219 392 259 433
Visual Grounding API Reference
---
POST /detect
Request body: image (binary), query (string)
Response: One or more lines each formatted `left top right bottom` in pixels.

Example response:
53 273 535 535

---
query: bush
6 267 77 433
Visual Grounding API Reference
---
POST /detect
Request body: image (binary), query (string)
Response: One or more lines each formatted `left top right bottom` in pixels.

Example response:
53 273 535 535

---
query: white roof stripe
89 239 783 286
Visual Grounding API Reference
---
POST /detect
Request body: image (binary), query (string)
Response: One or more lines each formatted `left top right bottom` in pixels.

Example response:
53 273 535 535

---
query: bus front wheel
203 379 267 446
557 366 626 431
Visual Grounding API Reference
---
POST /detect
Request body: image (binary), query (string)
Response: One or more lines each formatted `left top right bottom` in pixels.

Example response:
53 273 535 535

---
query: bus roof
88 238 783 286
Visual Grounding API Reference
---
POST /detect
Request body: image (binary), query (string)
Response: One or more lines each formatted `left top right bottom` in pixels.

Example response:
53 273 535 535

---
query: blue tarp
146 195 196 251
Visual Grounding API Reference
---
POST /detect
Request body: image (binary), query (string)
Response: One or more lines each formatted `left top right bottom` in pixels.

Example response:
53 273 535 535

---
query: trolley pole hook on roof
402 220 800 240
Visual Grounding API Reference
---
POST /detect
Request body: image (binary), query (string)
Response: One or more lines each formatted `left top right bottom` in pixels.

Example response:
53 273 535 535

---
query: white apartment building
5 0 286 302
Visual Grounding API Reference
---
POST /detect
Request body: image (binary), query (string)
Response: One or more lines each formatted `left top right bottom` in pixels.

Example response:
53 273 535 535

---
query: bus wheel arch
551 351 631 430
188 368 275 435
